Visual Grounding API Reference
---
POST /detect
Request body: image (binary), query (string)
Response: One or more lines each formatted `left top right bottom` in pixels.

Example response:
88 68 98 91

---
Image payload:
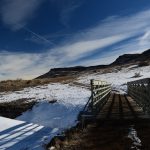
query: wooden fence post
91 79 94 113
80 79 111 121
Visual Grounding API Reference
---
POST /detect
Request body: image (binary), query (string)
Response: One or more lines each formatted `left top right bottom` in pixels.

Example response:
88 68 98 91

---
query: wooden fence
91 79 111 113
80 79 111 118
127 78 150 113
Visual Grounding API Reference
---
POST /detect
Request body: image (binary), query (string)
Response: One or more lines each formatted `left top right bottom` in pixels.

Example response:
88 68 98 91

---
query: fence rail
127 78 150 113
80 79 111 118
91 80 111 113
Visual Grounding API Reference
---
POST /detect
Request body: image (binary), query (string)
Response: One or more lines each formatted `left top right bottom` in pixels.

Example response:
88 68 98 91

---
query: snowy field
78 65 150 93
0 84 90 150
0 83 90 103
0 65 149 149
0 116 59 150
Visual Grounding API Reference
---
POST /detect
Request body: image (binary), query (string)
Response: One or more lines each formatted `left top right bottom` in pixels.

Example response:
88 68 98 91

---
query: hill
36 49 150 79
111 49 150 65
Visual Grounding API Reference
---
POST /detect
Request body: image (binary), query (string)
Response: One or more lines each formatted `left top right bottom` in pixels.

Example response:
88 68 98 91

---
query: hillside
111 49 150 65
1 62 150 149
37 49 150 79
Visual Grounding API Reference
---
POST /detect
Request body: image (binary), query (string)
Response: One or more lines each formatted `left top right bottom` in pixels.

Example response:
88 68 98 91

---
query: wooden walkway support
51 79 150 150
80 78 150 120
56 93 150 150
97 93 148 120
127 78 150 113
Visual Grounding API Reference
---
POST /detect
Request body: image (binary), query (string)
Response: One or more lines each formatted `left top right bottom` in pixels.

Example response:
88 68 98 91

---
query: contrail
23 27 55 46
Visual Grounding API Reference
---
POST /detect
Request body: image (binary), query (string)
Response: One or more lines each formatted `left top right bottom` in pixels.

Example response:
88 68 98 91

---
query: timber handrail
91 79 111 113
80 79 111 119
127 78 150 113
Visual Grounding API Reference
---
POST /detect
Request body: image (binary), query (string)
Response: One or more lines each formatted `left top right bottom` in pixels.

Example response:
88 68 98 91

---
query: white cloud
60 34 132 59
60 0 83 27
0 52 41 80
24 27 54 46
0 0 43 30
139 30 150 47
1 9 150 80
50 0 83 27
46 9 150 66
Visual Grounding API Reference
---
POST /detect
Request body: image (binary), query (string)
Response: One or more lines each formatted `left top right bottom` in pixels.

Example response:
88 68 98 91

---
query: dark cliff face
111 49 150 65
111 54 140 65
36 65 107 79
142 49 150 55
37 66 87 79
36 49 150 79
140 49 150 59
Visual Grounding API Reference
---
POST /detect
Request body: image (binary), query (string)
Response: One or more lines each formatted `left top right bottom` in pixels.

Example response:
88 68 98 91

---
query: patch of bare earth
0 98 36 118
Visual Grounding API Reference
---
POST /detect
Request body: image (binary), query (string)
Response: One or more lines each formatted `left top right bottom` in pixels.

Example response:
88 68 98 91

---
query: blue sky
1 0 150 80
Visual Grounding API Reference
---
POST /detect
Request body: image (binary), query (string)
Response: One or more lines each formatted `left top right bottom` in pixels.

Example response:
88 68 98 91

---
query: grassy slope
0 76 75 92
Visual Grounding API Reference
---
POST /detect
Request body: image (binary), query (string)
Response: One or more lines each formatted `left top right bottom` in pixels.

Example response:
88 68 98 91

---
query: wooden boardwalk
53 93 150 150
97 93 149 120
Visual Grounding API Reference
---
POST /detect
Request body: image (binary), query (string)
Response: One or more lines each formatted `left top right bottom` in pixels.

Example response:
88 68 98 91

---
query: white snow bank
128 125 142 149
0 83 90 149
78 65 150 93
16 84 90 136
0 65 149 149
0 116 58 150
0 83 90 103
17 101 84 129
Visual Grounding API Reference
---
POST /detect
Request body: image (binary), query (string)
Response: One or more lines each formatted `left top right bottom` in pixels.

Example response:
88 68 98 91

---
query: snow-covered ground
0 83 90 103
78 65 150 93
0 65 149 149
0 116 59 150
0 83 90 150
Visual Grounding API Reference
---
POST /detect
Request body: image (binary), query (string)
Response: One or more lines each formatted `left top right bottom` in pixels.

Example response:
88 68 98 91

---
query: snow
17 101 84 129
1 66 149 104
0 83 90 150
0 65 149 149
78 65 150 94
0 83 90 103
128 125 142 149
0 116 59 150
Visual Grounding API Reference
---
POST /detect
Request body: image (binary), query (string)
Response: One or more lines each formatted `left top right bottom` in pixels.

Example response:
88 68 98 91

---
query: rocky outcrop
111 49 150 65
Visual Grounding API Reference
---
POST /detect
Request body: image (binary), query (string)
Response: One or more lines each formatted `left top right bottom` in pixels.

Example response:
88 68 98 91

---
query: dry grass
47 119 150 150
138 61 150 67
0 76 75 92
